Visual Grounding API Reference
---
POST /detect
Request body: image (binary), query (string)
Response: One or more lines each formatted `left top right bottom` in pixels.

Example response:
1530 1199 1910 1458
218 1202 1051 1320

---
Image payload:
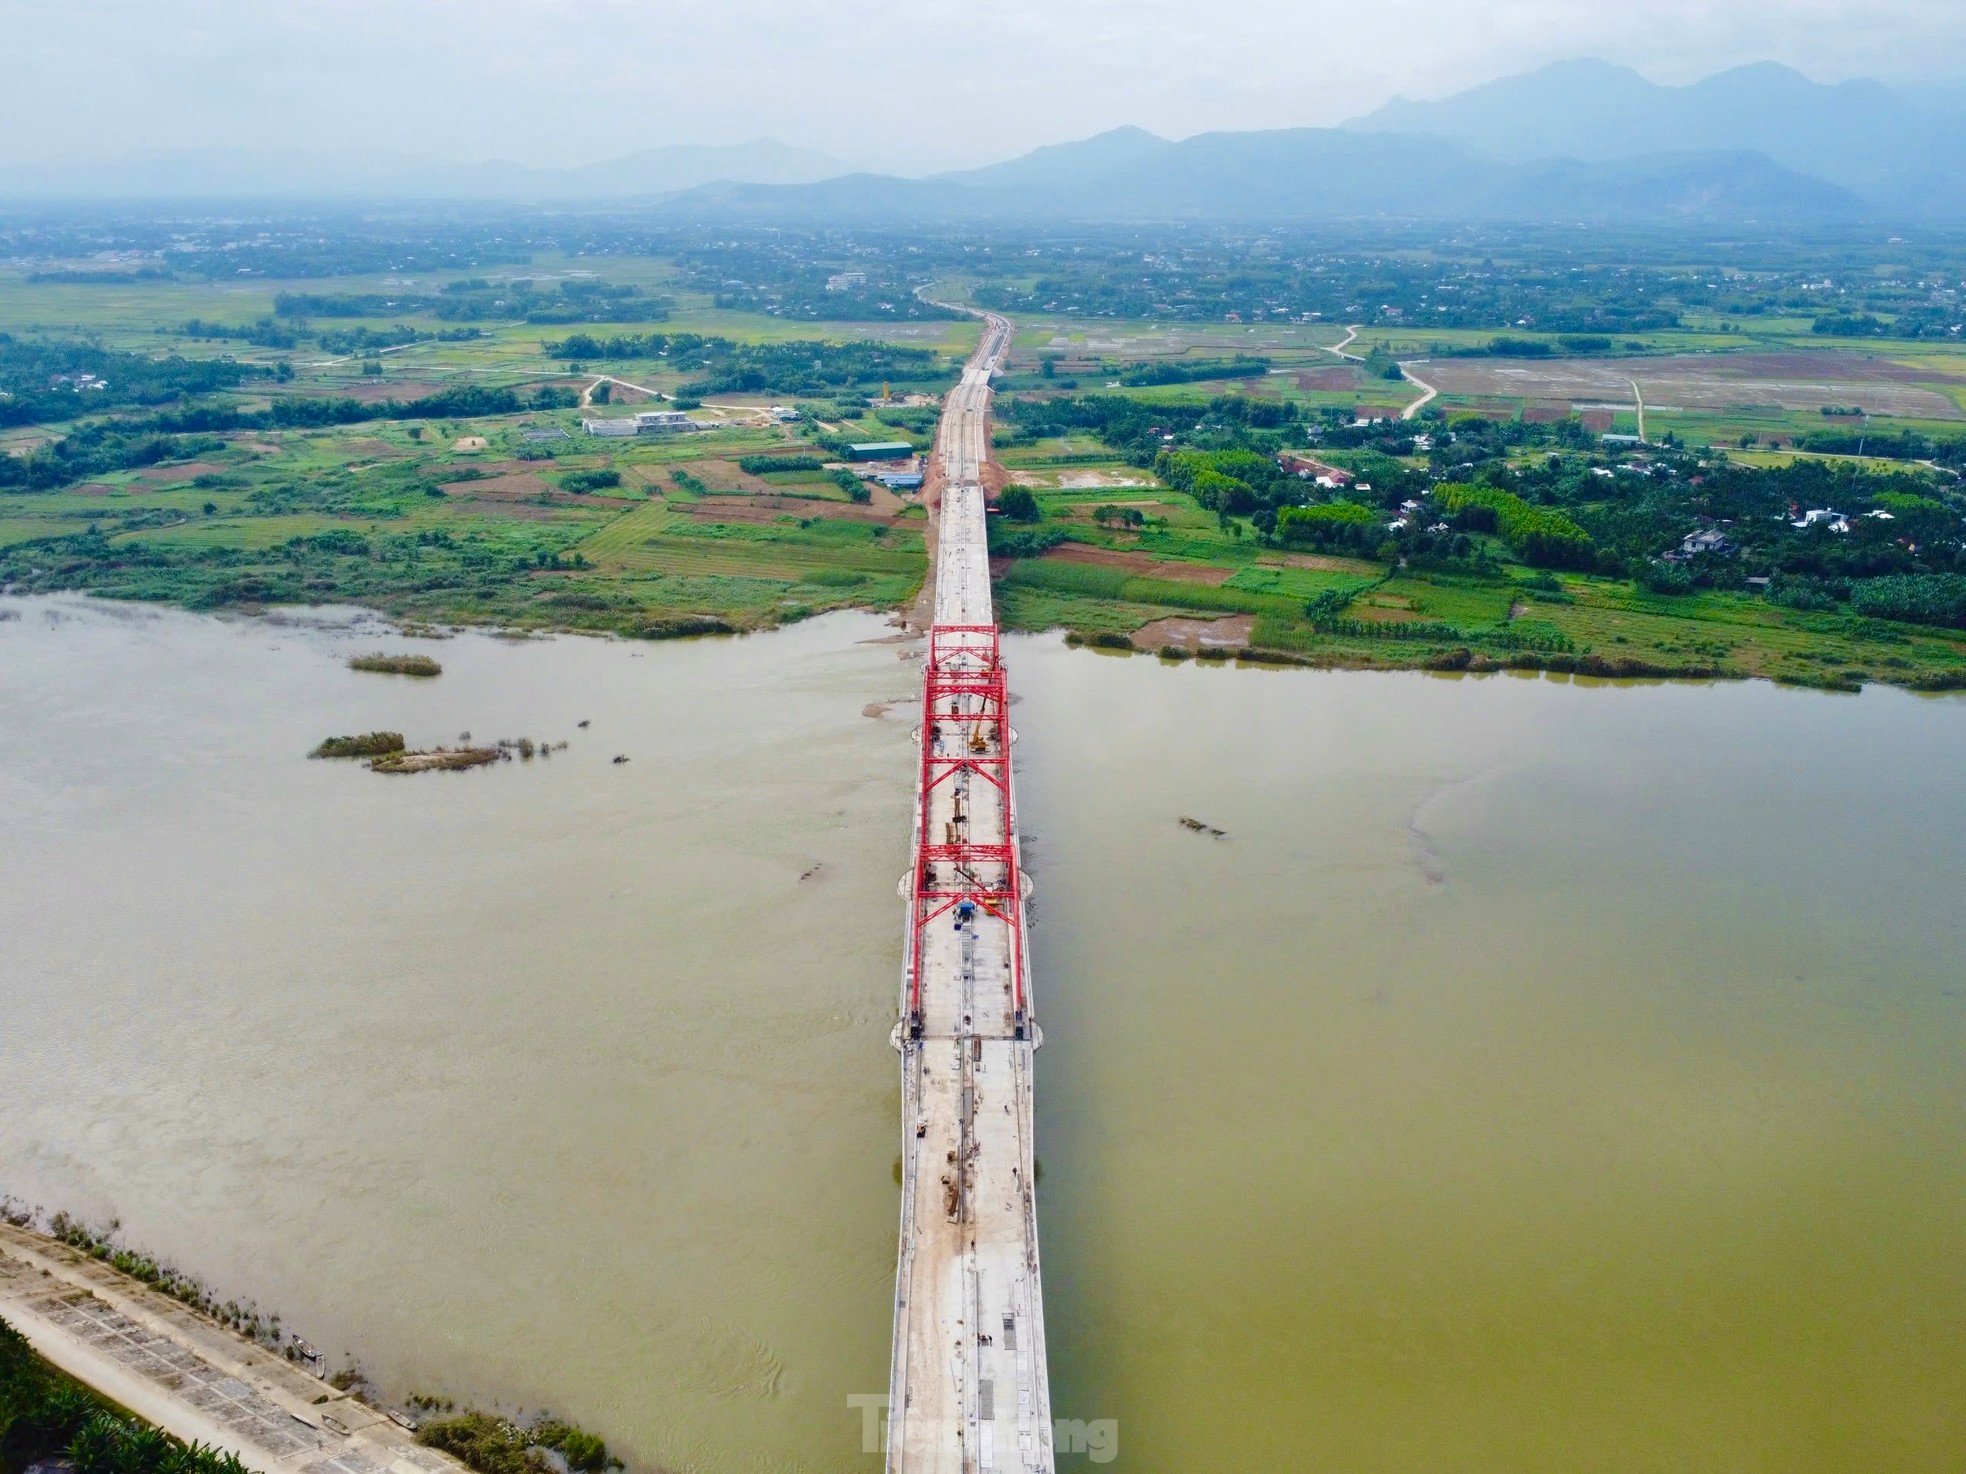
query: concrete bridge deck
886 315 1055 1474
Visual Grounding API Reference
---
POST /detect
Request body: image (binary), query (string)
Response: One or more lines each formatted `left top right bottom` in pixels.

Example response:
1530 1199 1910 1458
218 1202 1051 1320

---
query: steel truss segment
908 619 1030 1026
925 676 1003 695
916 891 1014 927
918 841 1014 863
927 625 1001 671
923 758 1007 796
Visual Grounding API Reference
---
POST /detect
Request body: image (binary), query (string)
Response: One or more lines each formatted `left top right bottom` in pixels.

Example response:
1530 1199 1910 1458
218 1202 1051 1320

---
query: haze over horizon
5 0 1965 177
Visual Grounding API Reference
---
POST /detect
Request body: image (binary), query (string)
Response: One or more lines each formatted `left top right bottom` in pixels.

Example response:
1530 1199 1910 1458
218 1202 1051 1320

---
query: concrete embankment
0 1223 469 1474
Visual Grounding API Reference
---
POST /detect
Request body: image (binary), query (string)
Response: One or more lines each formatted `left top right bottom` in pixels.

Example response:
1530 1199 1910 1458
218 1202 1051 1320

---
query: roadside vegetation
1 1315 250 1474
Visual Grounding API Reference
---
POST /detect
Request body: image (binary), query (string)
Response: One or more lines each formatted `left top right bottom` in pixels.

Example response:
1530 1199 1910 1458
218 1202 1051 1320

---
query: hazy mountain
949 125 1170 192
2 60 1938 221
657 126 1866 224
438 140 855 197
1346 59 1963 212
0 140 854 199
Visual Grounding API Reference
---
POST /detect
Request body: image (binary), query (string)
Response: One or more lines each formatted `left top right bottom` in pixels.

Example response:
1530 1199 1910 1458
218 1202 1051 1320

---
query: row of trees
275 280 666 326
1437 483 1596 569
545 330 942 398
0 335 260 429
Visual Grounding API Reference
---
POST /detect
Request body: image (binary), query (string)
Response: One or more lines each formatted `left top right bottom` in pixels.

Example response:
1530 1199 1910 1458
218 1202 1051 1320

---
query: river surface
1 594 1962 1472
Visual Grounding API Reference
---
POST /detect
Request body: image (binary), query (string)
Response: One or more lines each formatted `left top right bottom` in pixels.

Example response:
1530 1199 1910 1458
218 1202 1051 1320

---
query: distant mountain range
1346 59 1966 216
0 139 852 200
4 61 1961 224
660 127 1864 224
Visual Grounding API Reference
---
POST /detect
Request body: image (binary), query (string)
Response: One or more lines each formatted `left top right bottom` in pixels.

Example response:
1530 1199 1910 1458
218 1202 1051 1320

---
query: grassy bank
995 486 1966 691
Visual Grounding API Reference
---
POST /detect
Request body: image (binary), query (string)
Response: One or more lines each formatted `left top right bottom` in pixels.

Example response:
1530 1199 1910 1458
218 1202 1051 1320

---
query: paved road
1 1224 468 1474
1401 362 1440 420
885 310 1057 1474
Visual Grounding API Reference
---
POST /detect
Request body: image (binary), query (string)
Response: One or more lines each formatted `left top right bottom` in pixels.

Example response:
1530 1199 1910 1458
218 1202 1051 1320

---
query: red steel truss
905 622 1028 1040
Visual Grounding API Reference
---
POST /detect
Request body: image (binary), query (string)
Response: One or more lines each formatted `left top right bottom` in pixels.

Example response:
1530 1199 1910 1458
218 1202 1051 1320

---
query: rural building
847 441 915 461
1601 433 1646 446
768 405 801 423
877 471 925 491
581 417 640 437
1670 528 1733 560
1278 451 1350 483
825 271 868 292
634 409 695 434
1793 509 1851 533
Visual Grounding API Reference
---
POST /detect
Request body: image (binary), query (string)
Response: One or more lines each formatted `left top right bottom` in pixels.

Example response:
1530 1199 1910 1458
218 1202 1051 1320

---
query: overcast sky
6 0 1964 173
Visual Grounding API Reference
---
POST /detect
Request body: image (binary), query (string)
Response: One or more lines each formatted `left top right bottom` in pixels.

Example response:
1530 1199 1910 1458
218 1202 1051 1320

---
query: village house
1277 451 1350 483
1668 527 1733 561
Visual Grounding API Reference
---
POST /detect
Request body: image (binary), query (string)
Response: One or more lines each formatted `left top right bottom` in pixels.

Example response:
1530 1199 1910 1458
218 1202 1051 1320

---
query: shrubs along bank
0 1314 249 1474
349 653 442 677
0 1208 632 1474
310 732 406 759
416 1410 624 1474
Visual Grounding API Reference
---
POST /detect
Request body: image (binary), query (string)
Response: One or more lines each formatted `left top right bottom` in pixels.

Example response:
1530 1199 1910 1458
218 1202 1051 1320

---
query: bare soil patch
444 497 561 520
1261 551 1383 575
980 410 1009 499
132 461 227 485
1295 367 1358 391
442 471 553 499
1044 544 1234 584
1052 470 1156 490
681 497 801 525
598 381 656 405
336 380 447 404
1131 614 1254 651
1424 351 1964 420
683 494 892 526
336 438 404 460
691 459 778 495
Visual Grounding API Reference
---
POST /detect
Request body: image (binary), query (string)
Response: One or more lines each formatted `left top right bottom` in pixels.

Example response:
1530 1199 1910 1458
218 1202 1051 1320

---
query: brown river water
1 593 1962 1472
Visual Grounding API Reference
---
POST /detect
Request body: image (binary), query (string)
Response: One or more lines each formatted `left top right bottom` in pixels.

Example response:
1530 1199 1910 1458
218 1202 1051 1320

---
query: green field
5 253 1965 689
981 481 1966 689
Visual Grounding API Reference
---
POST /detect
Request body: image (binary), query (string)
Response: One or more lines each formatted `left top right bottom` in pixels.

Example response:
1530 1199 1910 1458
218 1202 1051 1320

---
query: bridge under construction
885 313 1056 1474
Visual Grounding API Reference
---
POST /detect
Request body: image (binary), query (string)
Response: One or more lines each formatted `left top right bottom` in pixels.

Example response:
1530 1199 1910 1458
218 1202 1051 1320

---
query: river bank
0 1220 472 1474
